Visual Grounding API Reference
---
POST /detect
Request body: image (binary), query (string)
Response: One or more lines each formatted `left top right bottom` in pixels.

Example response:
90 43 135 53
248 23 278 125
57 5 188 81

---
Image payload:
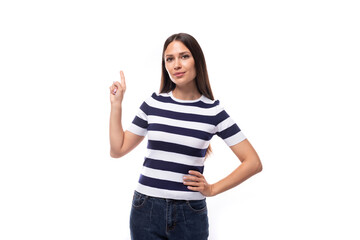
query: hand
183 170 213 197
109 70 126 105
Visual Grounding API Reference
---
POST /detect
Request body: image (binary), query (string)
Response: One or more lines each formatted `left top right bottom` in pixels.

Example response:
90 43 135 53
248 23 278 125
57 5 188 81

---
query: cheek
189 61 196 74
189 64 196 77
165 67 174 81
165 65 171 74
192 70 197 79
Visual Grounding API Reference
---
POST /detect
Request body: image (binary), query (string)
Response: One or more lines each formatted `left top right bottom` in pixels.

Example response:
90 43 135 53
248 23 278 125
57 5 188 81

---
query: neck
172 85 201 101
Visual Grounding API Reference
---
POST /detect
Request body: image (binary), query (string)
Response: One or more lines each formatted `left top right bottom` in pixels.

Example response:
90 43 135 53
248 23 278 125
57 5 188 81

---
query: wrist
209 184 217 197
111 102 122 110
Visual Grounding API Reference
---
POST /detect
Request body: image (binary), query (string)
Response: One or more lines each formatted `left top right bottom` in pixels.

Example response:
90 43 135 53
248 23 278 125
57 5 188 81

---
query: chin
172 81 191 87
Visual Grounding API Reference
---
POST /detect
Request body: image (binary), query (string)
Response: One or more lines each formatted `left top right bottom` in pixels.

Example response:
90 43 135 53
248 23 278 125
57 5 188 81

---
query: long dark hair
159 33 214 101
159 33 214 158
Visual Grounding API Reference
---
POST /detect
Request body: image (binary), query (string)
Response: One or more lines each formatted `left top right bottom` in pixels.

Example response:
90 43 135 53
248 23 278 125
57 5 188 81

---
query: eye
166 57 173 62
181 54 190 59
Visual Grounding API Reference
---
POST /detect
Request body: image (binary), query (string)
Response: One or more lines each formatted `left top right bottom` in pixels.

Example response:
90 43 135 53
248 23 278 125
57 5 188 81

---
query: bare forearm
109 104 124 155
211 158 262 196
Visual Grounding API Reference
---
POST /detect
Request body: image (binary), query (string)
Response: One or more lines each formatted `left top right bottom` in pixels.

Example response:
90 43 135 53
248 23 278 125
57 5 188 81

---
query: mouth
174 72 185 77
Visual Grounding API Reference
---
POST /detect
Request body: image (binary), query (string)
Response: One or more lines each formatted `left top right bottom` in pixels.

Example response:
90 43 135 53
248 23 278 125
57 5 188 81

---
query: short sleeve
215 105 246 146
127 98 150 136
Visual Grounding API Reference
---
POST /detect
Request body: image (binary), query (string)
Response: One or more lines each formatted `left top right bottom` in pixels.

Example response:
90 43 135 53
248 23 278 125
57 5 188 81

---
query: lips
174 72 185 77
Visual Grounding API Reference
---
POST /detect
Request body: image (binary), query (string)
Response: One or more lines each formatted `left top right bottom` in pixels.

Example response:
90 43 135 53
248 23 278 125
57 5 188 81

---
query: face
164 41 197 88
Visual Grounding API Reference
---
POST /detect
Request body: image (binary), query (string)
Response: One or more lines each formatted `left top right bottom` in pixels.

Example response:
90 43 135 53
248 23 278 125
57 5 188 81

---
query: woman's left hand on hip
183 170 213 197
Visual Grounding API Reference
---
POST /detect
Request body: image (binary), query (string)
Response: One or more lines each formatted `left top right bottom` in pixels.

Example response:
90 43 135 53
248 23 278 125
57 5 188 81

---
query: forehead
164 41 190 55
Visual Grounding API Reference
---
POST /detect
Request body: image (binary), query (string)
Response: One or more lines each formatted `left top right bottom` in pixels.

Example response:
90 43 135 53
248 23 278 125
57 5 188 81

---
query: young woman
109 33 262 240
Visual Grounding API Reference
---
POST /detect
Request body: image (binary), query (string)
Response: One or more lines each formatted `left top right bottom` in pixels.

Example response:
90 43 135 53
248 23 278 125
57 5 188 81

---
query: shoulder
137 92 157 111
141 92 160 103
142 92 173 107
199 95 225 114
200 95 220 106
148 91 171 104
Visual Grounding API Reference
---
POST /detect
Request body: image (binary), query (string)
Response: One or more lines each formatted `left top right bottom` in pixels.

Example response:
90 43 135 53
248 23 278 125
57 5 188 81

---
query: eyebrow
165 51 191 57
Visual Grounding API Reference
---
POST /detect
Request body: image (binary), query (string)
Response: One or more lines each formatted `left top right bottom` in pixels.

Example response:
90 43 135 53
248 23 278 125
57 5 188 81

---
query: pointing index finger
120 70 126 87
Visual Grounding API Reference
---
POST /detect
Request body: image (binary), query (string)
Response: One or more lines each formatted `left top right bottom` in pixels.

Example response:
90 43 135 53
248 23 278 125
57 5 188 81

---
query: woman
109 33 262 240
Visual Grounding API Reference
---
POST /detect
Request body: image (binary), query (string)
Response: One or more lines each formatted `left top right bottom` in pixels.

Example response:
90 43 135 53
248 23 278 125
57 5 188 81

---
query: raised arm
109 71 145 158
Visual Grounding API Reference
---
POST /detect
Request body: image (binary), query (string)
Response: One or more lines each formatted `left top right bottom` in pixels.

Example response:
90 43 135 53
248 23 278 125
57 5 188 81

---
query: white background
1 0 359 239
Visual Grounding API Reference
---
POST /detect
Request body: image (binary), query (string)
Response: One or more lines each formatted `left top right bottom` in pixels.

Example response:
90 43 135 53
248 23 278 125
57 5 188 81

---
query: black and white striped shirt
128 91 246 200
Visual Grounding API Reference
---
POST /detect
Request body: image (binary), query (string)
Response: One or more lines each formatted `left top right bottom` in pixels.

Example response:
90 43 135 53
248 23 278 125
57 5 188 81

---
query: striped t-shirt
128 91 246 200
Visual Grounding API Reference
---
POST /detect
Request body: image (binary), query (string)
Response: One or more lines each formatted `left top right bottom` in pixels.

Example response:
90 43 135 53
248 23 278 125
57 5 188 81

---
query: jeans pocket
186 199 207 212
132 191 148 208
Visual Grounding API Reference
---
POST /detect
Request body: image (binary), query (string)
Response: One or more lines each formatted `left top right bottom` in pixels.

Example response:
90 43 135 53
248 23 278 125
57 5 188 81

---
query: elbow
255 157 263 173
110 148 124 159
110 151 121 158
245 156 262 174
241 156 262 174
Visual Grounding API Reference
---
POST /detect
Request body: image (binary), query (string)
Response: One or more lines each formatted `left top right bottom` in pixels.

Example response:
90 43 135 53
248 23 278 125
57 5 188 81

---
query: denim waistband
134 190 204 203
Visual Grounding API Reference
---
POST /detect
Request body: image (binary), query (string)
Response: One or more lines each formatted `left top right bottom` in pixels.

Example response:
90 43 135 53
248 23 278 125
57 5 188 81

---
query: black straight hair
159 33 214 101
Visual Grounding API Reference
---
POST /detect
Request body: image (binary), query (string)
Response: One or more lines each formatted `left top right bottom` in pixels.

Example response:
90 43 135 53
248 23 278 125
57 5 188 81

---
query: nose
174 58 182 70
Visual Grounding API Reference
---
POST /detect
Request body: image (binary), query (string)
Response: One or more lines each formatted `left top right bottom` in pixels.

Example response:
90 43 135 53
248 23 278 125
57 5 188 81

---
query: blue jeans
130 191 209 240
